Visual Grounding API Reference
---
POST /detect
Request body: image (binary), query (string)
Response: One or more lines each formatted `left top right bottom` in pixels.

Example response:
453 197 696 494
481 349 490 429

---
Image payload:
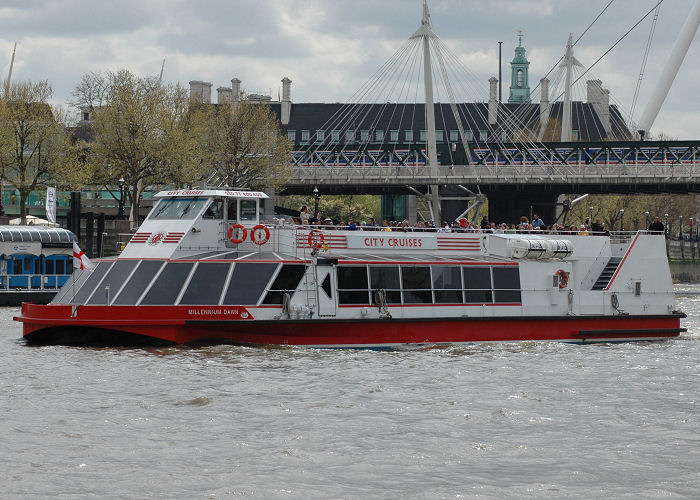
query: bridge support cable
630 4 661 121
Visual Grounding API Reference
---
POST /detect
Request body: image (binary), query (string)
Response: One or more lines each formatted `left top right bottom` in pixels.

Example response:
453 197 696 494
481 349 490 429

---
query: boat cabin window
369 266 401 304
87 260 139 305
463 267 493 303
202 199 224 219
239 199 257 222
180 262 231 305
222 262 277 305
337 266 370 304
113 261 165 305
150 197 208 220
70 261 114 304
492 267 521 303
140 262 194 305
262 264 307 304
227 200 237 220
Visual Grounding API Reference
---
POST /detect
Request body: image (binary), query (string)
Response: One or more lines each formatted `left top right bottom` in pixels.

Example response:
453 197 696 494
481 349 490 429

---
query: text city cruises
15 189 686 347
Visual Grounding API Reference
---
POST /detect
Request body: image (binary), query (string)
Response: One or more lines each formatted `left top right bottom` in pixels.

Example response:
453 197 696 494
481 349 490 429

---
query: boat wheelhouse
0 226 77 306
16 189 685 347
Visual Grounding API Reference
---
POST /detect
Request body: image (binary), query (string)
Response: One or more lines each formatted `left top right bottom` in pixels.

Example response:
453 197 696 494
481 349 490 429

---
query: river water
2 288 700 499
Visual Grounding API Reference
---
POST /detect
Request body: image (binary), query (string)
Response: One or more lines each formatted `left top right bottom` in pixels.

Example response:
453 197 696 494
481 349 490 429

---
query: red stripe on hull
16 303 684 347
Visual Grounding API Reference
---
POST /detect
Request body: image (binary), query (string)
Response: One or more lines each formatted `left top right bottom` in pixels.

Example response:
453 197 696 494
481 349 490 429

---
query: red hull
16 303 686 347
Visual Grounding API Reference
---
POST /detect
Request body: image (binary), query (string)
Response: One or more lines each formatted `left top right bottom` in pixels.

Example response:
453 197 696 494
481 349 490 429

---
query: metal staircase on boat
592 257 622 290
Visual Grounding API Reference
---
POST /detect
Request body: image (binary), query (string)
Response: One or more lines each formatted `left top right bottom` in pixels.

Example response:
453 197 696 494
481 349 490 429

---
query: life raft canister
308 229 325 249
250 224 271 245
556 269 569 289
228 224 247 244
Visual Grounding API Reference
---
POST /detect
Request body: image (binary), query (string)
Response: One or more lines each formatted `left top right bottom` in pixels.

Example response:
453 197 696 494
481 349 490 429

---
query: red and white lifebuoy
308 229 325 249
228 224 247 244
250 224 271 245
556 269 569 289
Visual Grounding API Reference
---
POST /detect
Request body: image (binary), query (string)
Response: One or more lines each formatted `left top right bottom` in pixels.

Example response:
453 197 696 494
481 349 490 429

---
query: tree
77 69 200 226
193 101 292 190
0 80 82 222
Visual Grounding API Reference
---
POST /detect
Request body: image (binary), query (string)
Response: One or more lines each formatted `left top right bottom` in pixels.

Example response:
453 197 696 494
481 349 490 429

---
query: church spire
508 31 531 104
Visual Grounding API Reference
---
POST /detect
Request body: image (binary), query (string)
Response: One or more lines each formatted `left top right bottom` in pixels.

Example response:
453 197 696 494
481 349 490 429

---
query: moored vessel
15 189 685 347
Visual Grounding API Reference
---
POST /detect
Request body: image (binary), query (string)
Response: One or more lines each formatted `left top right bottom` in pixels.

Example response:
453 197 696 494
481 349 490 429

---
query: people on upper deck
299 206 311 225
532 214 545 229
649 216 664 233
345 218 358 231
480 216 489 230
381 220 392 231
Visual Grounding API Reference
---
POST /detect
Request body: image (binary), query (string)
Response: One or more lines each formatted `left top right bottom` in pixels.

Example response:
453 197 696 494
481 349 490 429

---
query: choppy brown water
2 288 700 499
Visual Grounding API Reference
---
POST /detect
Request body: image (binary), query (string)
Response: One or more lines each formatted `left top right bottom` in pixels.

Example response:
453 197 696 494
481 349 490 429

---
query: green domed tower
508 32 531 104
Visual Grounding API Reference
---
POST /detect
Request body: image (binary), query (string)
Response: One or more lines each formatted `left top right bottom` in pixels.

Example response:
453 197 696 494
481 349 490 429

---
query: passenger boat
15 189 685 347
0 226 77 306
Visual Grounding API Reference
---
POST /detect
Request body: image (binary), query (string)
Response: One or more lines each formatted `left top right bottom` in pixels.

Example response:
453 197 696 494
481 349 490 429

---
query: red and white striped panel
296 232 348 249
437 236 482 252
162 232 185 243
130 232 151 243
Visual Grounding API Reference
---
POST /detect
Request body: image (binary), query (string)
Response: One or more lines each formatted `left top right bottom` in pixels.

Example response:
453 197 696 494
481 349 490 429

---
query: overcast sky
1 0 698 138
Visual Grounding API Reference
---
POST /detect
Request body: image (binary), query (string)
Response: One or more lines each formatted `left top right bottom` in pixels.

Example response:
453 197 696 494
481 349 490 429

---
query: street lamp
690 217 694 242
679 215 683 241
312 186 320 220
117 177 125 219
619 209 625 232
644 211 649 229
589 206 593 224
664 213 669 239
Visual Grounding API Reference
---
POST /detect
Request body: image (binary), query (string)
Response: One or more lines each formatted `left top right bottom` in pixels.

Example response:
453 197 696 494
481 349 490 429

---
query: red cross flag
73 242 95 271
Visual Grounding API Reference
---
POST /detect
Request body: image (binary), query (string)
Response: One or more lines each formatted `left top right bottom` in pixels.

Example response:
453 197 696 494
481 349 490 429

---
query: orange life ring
250 224 270 245
228 224 247 244
308 229 325 249
556 269 569 289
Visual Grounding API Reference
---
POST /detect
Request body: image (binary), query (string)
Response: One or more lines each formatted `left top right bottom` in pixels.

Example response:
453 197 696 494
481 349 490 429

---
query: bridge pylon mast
411 0 441 223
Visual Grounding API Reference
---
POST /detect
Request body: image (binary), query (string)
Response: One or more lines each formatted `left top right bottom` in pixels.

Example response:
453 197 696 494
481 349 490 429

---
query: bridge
266 0 700 224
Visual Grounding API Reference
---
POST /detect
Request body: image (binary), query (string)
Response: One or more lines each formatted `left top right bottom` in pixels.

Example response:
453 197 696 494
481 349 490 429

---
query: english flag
73 242 95 271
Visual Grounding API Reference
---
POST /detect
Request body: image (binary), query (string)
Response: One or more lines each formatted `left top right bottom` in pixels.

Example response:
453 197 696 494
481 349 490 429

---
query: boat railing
0 273 71 290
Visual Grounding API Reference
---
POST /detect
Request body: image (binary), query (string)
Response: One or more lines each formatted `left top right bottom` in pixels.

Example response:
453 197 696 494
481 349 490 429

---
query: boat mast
411 0 441 223
638 0 700 135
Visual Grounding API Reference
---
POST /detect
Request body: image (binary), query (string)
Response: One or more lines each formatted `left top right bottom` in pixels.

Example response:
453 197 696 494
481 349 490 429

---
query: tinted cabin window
432 265 462 303
337 266 369 305
180 262 231 305
202 199 224 219
150 198 208 220
463 267 493 303
45 259 55 275
369 266 401 304
401 266 432 303
262 264 306 304
492 266 521 303
140 262 194 305
223 262 277 305
87 260 139 305
239 200 257 222
71 261 114 303
113 260 165 305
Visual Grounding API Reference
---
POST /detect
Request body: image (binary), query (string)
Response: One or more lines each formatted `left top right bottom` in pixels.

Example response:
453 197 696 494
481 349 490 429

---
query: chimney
488 77 498 125
281 77 292 125
586 79 611 136
231 78 242 102
217 87 232 104
189 81 212 103
539 77 550 127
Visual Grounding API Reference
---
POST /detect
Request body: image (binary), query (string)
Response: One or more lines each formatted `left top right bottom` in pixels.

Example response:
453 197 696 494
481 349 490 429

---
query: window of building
301 130 310 143
405 130 413 143
517 69 524 87
360 130 370 142
436 130 444 142
287 130 296 142
316 130 325 142
375 130 384 142
572 130 580 141
345 130 355 143
449 130 458 142
331 130 340 143
390 130 399 142
465 130 474 141
420 130 427 142
479 130 488 142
